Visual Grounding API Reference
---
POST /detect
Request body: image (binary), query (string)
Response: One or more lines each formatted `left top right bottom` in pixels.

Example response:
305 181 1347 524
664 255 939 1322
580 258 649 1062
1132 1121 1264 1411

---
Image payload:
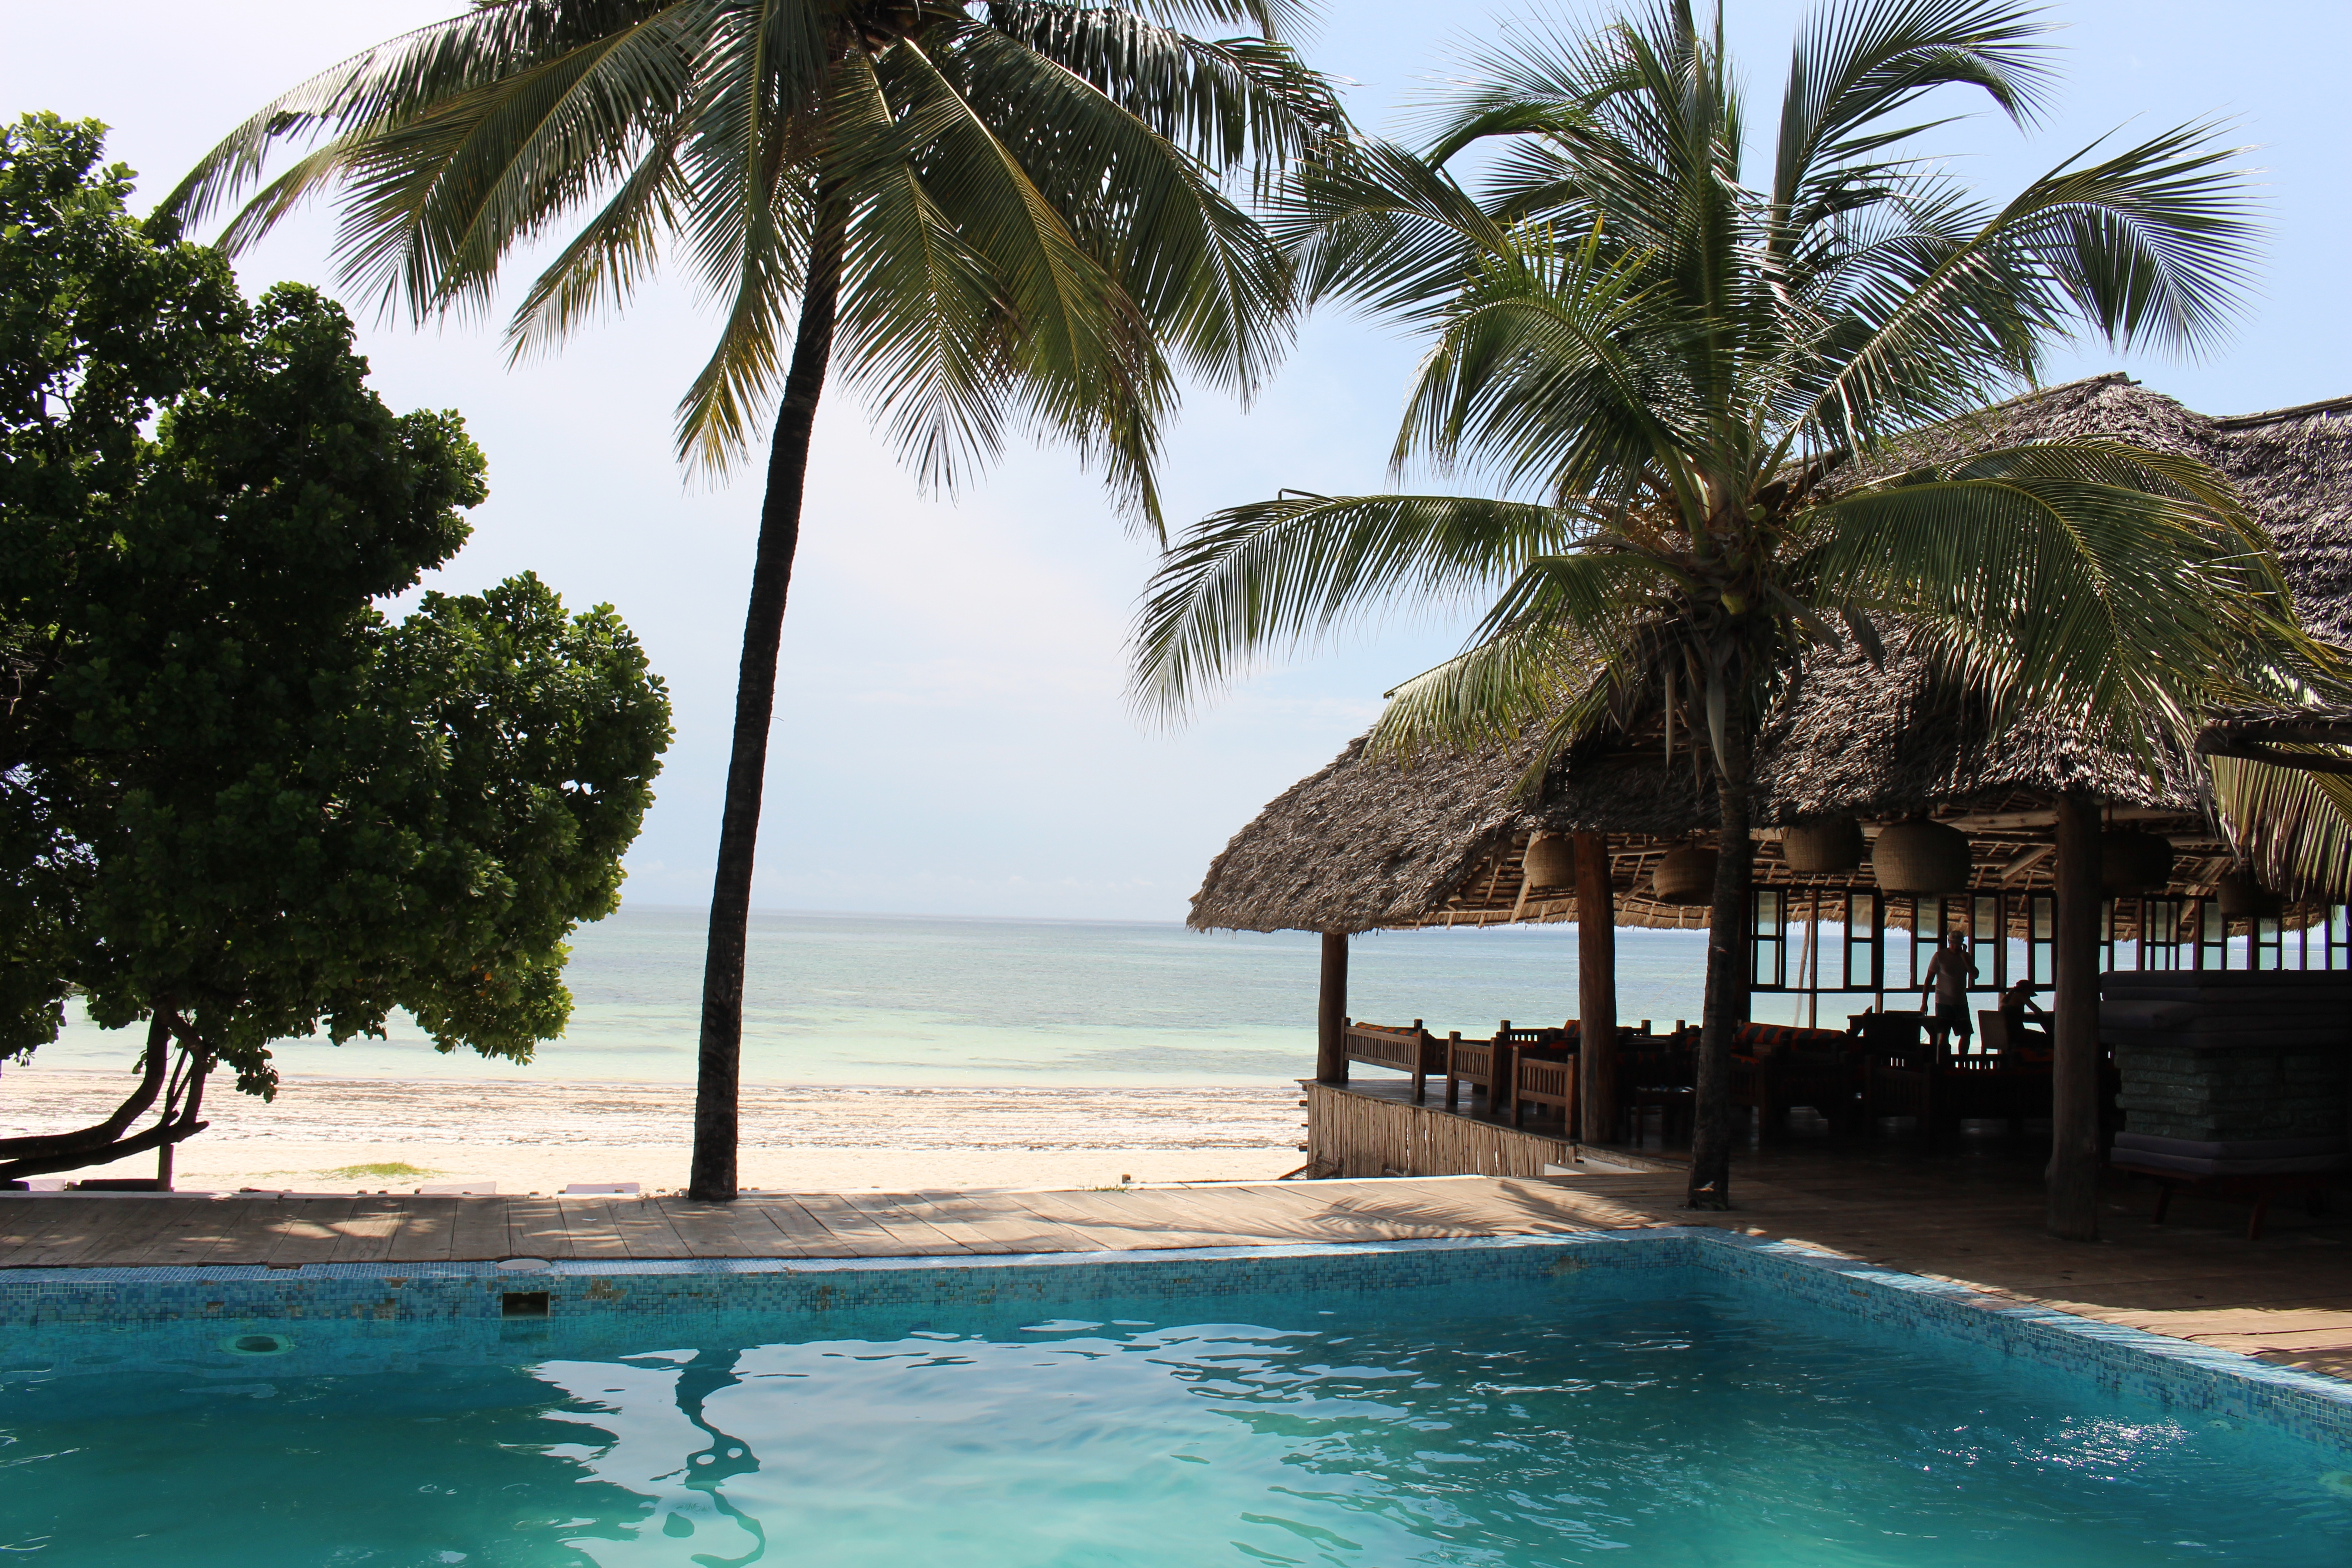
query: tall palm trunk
687 210 847 1203
1689 729 1752 1209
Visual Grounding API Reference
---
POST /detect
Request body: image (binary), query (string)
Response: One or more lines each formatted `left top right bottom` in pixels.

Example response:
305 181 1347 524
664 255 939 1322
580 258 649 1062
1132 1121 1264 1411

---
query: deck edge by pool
5 1229 2346 1453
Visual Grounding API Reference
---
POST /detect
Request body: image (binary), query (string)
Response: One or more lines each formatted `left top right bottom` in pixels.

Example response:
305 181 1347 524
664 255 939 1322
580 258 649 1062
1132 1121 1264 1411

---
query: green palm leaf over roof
1128 0 2342 1214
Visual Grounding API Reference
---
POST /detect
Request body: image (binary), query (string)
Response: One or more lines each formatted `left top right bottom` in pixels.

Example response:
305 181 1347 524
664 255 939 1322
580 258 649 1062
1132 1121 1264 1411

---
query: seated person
1998 980 2052 1052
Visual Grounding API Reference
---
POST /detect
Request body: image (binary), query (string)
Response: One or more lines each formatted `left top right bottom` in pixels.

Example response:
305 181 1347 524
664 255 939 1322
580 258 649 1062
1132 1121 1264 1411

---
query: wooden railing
1340 1020 1447 1103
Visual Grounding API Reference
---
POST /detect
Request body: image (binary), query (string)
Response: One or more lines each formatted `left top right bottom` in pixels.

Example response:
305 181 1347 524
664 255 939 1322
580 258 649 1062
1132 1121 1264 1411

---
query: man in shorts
1921 931 1979 1052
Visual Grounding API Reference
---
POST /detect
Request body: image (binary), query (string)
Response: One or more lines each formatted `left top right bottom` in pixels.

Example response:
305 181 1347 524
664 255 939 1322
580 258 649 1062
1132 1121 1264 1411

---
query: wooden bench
1513 1050 1578 1130
1444 1033 1510 1119
1341 1019 1448 1103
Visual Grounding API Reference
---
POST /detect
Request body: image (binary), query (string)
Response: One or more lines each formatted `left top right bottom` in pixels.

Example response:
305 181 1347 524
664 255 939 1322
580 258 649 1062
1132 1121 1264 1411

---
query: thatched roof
1191 376 2352 934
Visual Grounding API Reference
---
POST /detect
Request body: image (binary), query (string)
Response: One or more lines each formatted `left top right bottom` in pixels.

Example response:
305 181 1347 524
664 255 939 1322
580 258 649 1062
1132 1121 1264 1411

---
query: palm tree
167 0 1345 1199
2203 712 2352 899
1132 0 2313 1217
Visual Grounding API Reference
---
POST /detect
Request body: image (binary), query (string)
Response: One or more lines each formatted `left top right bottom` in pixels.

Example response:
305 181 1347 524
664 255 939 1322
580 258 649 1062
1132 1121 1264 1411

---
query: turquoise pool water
2 1269 2344 1566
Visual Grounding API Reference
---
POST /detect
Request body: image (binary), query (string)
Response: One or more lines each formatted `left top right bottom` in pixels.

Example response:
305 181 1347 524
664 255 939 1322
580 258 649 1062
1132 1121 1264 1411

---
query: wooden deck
4 1167 2348 1383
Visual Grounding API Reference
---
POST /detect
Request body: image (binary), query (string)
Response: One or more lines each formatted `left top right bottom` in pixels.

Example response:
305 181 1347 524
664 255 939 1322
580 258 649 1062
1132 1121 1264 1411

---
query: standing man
1921 931 1980 1054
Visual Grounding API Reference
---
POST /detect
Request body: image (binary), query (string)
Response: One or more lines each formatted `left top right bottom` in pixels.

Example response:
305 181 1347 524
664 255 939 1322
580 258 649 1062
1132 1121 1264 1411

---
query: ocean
43 907 1734 1088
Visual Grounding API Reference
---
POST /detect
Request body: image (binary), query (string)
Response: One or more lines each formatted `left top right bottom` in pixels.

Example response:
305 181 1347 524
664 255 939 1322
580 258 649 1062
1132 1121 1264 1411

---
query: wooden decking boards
3 1169 2347 1382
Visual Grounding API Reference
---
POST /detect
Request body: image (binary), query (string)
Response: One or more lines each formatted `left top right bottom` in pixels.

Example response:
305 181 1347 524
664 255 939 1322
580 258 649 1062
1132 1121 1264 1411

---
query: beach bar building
1191 377 2352 1226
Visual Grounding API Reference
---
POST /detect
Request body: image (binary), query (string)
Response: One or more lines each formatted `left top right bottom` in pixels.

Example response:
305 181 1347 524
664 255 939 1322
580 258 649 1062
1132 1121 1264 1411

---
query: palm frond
1130 492 1576 715
1797 439 2294 753
2209 752 2352 904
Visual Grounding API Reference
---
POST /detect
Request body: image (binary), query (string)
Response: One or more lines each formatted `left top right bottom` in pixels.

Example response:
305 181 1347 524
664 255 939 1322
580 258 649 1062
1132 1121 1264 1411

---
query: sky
5 1 2347 924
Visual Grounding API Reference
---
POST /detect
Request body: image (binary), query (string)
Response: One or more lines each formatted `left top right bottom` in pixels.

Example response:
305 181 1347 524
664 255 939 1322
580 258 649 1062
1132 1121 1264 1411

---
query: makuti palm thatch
1188 375 2352 941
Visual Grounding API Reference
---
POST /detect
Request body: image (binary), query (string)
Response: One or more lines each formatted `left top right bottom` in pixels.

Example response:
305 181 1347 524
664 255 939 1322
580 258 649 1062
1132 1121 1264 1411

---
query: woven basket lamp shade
1780 818 1864 874
2217 871 2283 920
1521 834 1576 892
1872 820 1972 895
2099 829 2175 895
1651 844 1718 905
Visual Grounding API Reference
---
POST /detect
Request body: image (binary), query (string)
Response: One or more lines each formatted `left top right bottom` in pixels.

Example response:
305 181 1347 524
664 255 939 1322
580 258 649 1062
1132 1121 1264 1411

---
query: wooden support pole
1574 833 1617 1144
1316 931 1350 1085
2049 791 2103 1240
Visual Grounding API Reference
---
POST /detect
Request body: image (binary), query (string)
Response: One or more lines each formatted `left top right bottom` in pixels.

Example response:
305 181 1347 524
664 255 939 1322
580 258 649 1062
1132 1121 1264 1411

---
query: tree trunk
0 1016 211 1183
1689 760 1754 1209
2048 789 2103 1240
1315 932 1349 1084
686 210 848 1203
1574 832 1617 1144
0 1010 175 1171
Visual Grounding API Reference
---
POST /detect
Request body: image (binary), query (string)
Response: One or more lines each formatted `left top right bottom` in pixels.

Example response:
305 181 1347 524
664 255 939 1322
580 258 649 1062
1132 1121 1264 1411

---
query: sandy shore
0 1070 1303 1194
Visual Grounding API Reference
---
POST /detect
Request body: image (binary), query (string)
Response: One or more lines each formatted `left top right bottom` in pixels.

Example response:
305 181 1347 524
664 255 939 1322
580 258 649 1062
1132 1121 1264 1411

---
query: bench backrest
1447 1036 1501 1083
1344 1021 1439 1072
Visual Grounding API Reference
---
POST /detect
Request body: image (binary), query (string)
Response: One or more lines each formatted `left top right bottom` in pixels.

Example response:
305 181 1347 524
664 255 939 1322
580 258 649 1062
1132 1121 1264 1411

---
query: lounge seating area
1335 1014 2034 1147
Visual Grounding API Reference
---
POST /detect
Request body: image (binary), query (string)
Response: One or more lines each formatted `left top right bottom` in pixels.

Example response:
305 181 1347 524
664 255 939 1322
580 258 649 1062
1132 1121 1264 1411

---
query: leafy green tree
168 0 1347 1199
0 116 672 1182
1132 2 2317 1224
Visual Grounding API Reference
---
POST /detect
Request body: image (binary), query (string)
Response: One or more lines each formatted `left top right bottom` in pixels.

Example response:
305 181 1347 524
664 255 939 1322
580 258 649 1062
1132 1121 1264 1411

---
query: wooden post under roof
1574 833 1617 1143
2048 791 2103 1240
1316 931 1350 1085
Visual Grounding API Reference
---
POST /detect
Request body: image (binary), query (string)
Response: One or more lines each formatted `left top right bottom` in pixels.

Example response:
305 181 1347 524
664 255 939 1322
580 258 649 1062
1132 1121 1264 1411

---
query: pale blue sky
7 2 2346 922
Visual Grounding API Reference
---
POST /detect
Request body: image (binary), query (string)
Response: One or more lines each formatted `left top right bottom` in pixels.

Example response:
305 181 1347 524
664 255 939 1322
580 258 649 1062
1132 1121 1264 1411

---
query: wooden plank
901 1190 1104 1254
446 1197 512 1261
503 1197 570 1259
832 1191 974 1255
127 1198 255 1268
256 1198 360 1267
874 1192 1030 1254
0 1197 111 1267
554 1199 631 1261
714 1199 819 1259
606 1197 692 1260
1016 1187 1269 1250
328 1197 412 1264
388 1198 459 1264
653 1198 772 1259
727 1198 839 1257
1049 1186 1289 1249
794 1192 951 1255
20 1197 191 1268
1143 1182 1436 1245
75 1199 201 1269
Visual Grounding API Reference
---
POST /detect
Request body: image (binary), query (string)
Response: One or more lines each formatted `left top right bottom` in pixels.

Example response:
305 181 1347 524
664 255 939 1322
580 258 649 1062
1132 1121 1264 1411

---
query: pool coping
5 1228 2347 1453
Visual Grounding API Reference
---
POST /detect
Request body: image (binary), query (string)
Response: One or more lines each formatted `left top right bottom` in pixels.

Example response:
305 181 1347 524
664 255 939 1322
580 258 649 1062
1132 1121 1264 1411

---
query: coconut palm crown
169 0 1348 1199
1132 0 2322 1210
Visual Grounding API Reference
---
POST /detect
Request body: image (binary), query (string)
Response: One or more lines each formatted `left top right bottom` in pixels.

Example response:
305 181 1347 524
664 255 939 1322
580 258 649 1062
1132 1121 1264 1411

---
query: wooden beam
2048 790 2102 1241
1574 833 1617 1144
1316 931 1350 1085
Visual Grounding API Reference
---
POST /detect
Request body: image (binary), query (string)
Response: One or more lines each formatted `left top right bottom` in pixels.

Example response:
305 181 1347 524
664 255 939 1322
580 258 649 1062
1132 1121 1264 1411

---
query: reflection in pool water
1 1290 2345 1566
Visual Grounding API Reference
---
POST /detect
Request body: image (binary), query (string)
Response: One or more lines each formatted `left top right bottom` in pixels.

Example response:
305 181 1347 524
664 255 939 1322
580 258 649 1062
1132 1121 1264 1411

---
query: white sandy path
2 1070 1305 1193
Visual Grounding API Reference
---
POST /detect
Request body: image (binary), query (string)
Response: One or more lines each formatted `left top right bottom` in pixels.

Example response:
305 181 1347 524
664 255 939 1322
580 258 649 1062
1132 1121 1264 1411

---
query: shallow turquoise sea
48 907 1744 1087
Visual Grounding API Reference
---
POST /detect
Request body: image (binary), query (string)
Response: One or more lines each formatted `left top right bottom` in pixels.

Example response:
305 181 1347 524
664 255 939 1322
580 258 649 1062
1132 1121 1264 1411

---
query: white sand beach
0 1070 1303 1194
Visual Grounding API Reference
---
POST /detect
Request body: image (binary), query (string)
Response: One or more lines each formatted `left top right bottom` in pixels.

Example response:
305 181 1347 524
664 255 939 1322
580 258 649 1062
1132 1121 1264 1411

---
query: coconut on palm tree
168 0 1346 1198
1133 0 2317 1215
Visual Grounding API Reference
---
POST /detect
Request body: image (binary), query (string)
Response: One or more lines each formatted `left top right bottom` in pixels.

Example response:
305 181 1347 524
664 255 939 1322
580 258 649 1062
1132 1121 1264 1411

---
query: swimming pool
2 1233 2346 1564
